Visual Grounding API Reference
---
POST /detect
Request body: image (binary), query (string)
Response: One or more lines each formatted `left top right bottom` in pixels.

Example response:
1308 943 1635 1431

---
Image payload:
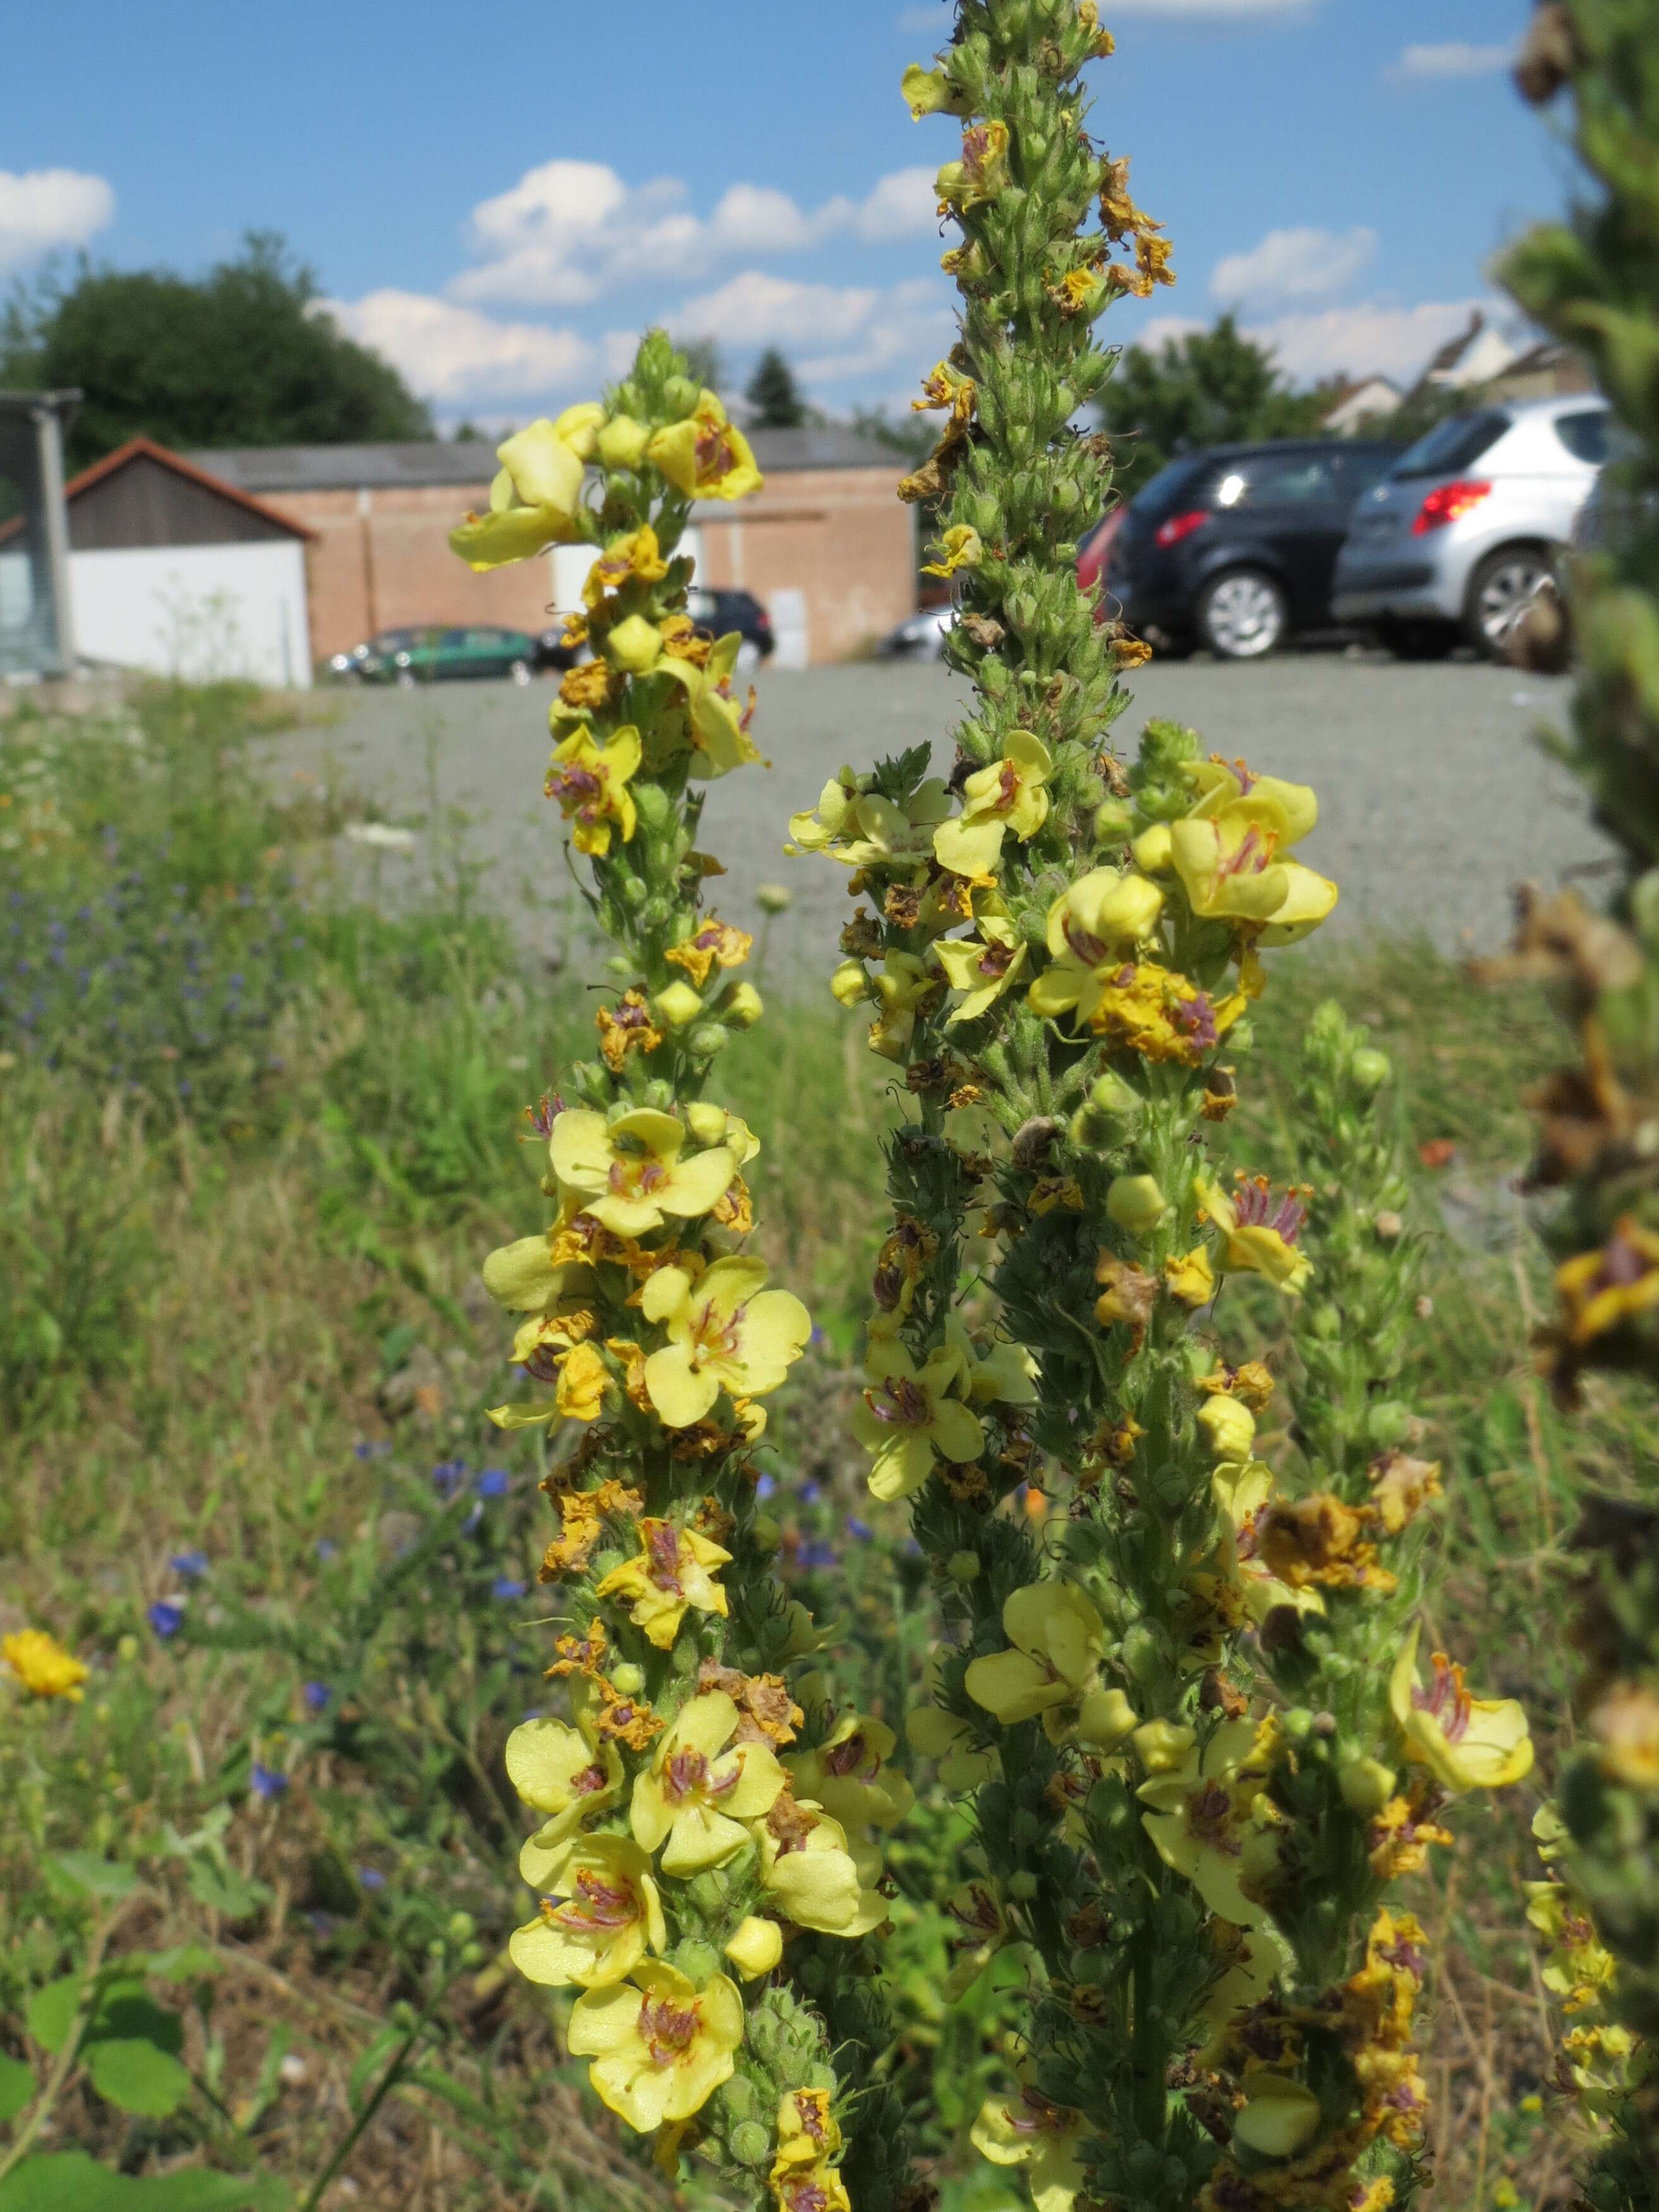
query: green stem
298 1964 460 2212
0 1899 131 2184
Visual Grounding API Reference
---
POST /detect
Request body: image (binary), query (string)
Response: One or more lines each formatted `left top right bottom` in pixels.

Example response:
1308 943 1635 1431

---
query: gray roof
189 422 904 495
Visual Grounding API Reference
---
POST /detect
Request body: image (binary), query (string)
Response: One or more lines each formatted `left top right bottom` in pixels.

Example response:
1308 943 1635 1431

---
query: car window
1392 410 1509 478
466 629 507 648
441 629 470 649
1131 455 1209 520
1210 453 1337 507
1555 410 1610 465
1330 447 1399 496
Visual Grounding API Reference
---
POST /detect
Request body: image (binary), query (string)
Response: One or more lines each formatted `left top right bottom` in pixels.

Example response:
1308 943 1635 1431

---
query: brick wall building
197 427 916 670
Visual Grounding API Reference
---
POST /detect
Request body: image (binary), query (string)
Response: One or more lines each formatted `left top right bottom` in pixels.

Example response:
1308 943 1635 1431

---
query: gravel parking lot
274 650 1613 979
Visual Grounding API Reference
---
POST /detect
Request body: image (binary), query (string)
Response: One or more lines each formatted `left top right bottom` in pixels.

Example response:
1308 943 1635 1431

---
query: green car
344 624 539 687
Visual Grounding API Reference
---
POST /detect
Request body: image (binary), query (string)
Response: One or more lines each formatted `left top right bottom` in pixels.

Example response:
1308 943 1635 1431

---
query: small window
1217 453 1337 506
467 629 506 648
1392 410 1509 478
1555 410 1610 465
1330 446 1399 497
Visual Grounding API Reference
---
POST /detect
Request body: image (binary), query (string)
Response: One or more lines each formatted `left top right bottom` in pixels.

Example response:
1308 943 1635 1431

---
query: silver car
1331 395 1610 657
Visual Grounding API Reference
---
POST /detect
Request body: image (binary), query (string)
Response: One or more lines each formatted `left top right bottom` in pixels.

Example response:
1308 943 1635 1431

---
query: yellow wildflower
937 119 1011 209
648 391 763 502
786 1711 915 1829
595 1519 731 1651
1165 1246 1216 1306
922 524 984 580
754 1792 888 1936
581 525 670 609
1590 1681 1659 1787
1026 868 1165 1025
567 1961 744 2132
450 405 600 569
787 771 952 872
630 1692 786 1874
1389 1624 1533 1790
1553 1217 1659 1344
545 725 641 856
774 2088 842 2173
851 1337 985 1500
1169 758 1337 944
1198 1175 1313 1294
1138 1718 1281 1928
596 989 662 1073
506 1717 626 1883
509 1833 665 1991
641 1255 810 1429
3 1628 88 1701
550 1107 736 1238
965 1583 1137 1751
933 915 1028 1024
901 64 970 120
971 2083 1087 2212
935 733 1054 877
665 917 751 988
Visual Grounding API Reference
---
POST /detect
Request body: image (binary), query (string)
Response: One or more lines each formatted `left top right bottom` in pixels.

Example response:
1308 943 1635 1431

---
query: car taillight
1412 479 1492 535
1154 509 1209 549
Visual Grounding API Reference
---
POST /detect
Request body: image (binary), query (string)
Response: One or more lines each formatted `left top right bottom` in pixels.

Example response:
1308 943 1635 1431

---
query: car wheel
1196 569 1287 660
1378 618 1456 662
734 640 762 678
396 668 418 691
509 659 532 686
1466 546 1555 659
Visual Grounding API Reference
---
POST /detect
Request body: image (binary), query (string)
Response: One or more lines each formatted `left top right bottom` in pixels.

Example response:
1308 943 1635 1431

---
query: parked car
878 606 956 660
1102 439 1401 659
687 585 775 675
346 624 540 686
1331 396 1611 659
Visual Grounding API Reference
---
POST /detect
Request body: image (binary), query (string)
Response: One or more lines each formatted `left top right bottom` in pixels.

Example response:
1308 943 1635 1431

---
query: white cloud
1211 226 1376 305
320 291 593 406
671 271 956 394
1391 42 1512 80
1244 297 1492 385
1110 0 1315 16
0 168 115 271
451 159 937 309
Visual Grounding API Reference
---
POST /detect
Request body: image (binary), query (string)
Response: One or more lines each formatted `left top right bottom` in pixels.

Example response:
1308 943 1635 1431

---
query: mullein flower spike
792 8 1528 2209
451 334 909 2212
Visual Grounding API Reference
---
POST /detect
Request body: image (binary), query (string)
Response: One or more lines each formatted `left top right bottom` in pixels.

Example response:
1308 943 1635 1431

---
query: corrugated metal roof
189 423 906 495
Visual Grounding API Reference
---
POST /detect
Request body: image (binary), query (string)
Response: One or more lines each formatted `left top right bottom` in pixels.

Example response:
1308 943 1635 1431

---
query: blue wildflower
848 1517 874 1542
432 1459 466 1497
755 1473 777 1500
316 1539 339 1563
250 1763 288 1800
302 1682 332 1714
169 1550 209 1580
358 1867 387 1893
798 1540 837 1569
477 1468 510 1498
147 1600 185 1639
493 1577 528 1601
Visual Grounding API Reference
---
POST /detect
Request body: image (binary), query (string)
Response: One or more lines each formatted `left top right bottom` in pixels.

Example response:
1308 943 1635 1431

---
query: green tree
1 233 432 468
744 346 807 429
1098 312 1335 498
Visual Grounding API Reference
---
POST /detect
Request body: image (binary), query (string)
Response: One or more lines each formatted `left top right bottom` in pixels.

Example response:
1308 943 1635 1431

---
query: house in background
1420 311 1526 394
63 439 314 688
1319 375 1402 437
1482 339 1596 403
198 425 915 670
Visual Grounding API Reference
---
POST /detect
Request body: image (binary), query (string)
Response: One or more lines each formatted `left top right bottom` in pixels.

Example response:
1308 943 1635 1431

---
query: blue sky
1 1 1573 427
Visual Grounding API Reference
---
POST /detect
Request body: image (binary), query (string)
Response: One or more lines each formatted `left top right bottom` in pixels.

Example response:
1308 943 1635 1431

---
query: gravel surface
273 650 1613 979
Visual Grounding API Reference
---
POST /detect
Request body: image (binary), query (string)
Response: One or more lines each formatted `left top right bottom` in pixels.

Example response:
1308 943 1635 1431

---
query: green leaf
147 1944 223 1984
0 2051 35 2123
90 1991 184 2057
186 1859 270 1921
85 2038 194 2118
50 1852 139 1900
26 1976 83 2055
0 2151 289 2211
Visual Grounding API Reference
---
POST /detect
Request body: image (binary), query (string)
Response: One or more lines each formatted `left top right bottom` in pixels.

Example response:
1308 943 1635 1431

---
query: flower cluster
791 9 1532 2211
453 335 907 2212
1494 4 1659 2196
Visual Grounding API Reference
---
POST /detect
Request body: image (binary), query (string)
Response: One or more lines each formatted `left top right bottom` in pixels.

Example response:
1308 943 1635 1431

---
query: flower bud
653 980 703 1029
676 1940 719 1984
1131 823 1173 873
725 1916 784 1980
730 2120 772 2167
597 414 652 470
722 981 764 1028
1132 1720 1195 1773
611 1663 645 1695
1196 1395 1256 1463
604 614 662 672
831 959 870 1007
1076 1687 1138 1751
755 882 793 914
1351 1047 1391 1093
686 1023 730 1059
1366 1400 1413 1449
1107 1174 1167 1234
751 1513 781 1553
1007 1871 1039 1901
1337 1756 1397 1814
947 1550 981 1585
1093 799 1133 844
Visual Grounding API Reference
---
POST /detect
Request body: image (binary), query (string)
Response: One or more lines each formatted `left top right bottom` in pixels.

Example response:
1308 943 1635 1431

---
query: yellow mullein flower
1026 868 1165 1026
641 1256 811 1428
933 914 1028 1024
1553 1217 1659 1345
630 1692 786 1874
648 391 763 501
507 1717 626 1884
907 1703 999 1790
785 1711 915 1829
545 725 642 856
971 2083 1087 2212
937 119 1011 209
1138 1718 1281 1928
550 1107 736 1238
1169 758 1337 944
450 405 600 569
653 632 764 777
3 1628 88 1701
1196 1393 1256 1464
921 523 983 579
868 951 942 1059
754 1792 889 1936
1229 2074 1324 2159
901 63 970 119
1197 1175 1313 1294
1165 1246 1216 1306
581 525 670 608
480 1236 597 1316
851 1337 985 1500
787 772 952 871
567 1961 744 2132
774 2168 853 2212
774 2088 842 2173
944 1318 1041 1410
935 733 1054 877
665 916 751 988
1389 1625 1533 1791
964 1584 1136 1751
508 1833 665 1990
724 1916 784 1979
595 1520 731 1651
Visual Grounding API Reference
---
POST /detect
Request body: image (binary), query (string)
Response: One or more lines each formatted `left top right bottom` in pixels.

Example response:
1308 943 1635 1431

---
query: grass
0 683 1639 2211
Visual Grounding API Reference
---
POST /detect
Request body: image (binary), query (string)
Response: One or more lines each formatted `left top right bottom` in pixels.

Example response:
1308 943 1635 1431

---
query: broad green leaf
86 2038 194 2118
0 2051 35 2123
50 1852 139 1900
26 1976 83 2055
0 2151 289 2211
90 1991 184 2057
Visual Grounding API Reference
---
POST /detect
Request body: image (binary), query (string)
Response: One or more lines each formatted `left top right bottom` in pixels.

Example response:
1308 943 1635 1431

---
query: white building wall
68 540 313 689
